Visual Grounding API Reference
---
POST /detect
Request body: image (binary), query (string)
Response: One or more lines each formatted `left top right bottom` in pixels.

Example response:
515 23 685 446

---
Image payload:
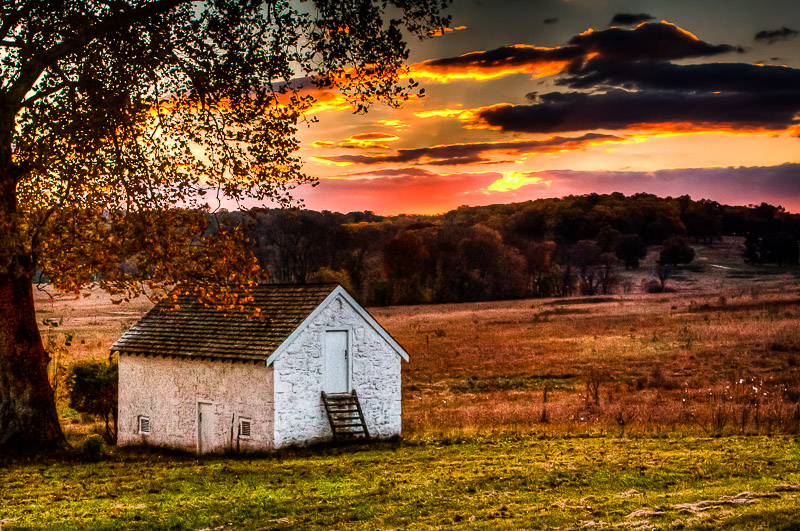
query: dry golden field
35 237 800 438
376 288 800 435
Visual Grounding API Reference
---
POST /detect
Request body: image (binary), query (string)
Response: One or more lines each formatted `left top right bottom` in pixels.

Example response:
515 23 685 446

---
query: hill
210 194 800 306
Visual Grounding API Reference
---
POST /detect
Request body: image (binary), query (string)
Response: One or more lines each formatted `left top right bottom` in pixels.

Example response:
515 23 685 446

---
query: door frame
324 328 352 393
196 400 214 454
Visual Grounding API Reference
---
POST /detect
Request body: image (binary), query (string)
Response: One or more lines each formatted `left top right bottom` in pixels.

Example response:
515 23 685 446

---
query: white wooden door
197 402 215 454
324 330 349 393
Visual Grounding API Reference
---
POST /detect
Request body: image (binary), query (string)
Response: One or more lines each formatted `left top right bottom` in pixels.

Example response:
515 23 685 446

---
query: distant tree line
206 193 800 305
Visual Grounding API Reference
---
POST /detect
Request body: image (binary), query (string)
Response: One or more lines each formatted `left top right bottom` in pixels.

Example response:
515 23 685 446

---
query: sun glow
413 103 513 129
487 171 549 192
308 157 358 166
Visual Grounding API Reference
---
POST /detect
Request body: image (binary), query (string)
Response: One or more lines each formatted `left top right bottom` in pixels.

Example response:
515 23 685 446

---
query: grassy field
2 434 800 530
371 238 800 436
381 288 800 436
5 236 800 529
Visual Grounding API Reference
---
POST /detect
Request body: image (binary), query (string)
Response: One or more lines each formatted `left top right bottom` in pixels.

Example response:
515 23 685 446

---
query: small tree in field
68 361 118 444
659 236 695 266
615 234 647 270
654 263 673 292
0 1 448 455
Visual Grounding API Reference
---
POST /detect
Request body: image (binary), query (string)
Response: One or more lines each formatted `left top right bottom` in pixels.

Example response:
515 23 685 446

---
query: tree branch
0 2 35 41
7 0 198 110
20 80 72 108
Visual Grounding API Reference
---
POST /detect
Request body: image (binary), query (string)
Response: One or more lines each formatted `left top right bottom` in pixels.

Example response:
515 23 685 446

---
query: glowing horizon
281 3 800 215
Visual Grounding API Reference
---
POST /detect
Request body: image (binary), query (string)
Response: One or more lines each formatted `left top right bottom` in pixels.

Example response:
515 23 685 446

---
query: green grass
2 433 800 530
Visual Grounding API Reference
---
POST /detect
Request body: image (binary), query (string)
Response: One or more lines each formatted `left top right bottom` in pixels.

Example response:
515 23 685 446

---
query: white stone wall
118 354 274 453
273 295 402 448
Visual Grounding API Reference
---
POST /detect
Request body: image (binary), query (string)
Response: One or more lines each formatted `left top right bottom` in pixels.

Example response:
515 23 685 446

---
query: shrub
308 266 353 292
643 279 663 293
77 434 107 462
68 360 118 444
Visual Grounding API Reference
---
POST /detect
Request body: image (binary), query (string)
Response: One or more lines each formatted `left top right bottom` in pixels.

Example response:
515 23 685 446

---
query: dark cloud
754 27 799 44
421 23 795 135
543 17 559 24
314 133 622 165
414 22 740 80
537 59 800 134
477 89 800 133
566 22 742 62
609 13 654 26
420 43 583 70
559 60 800 93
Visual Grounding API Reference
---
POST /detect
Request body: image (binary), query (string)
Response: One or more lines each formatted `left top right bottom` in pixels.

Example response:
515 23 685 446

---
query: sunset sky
291 0 800 215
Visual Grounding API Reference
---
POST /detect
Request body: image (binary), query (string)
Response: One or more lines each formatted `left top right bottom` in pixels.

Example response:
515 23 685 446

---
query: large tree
0 0 447 454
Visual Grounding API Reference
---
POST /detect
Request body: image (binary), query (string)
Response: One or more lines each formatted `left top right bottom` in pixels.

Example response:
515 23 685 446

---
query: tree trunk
0 110 66 455
0 272 67 454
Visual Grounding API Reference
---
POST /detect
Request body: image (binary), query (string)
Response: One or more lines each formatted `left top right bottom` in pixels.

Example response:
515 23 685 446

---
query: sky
290 0 800 215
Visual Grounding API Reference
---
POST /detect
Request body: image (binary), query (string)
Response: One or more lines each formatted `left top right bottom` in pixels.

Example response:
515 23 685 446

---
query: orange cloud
338 132 401 149
413 103 512 129
309 156 357 167
624 122 796 136
376 119 410 130
304 91 354 114
427 25 468 37
311 133 626 166
301 169 502 215
411 45 574 83
311 140 336 148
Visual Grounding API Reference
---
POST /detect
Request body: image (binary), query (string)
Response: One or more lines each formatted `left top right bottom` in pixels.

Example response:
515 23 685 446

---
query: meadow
2 435 800 530
376 237 800 437
3 237 800 529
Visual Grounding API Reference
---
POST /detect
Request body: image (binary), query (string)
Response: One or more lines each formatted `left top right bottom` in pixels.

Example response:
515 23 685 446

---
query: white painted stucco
272 293 402 448
117 355 274 452
117 288 404 453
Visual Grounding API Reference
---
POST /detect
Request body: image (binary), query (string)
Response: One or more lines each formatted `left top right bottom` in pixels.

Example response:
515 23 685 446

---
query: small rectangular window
138 415 151 435
239 418 251 439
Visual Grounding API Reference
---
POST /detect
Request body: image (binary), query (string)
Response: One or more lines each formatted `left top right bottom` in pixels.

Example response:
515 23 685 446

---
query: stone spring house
112 284 408 453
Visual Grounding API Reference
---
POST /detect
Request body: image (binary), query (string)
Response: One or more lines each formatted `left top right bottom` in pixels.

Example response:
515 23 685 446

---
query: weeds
585 366 608 406
390 287 800 436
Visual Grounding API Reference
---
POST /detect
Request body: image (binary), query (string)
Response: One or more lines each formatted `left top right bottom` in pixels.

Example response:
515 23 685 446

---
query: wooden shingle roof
111 284 338 362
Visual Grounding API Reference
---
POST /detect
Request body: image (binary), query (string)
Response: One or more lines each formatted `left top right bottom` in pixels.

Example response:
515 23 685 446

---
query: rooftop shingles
111 284 338 361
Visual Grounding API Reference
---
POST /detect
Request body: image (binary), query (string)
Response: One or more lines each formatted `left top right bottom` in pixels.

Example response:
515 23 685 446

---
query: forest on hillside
211 193 800 306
